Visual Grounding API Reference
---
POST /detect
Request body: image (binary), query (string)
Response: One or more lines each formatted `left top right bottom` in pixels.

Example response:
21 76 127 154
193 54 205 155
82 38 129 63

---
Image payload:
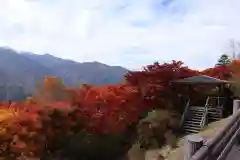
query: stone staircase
206 96 224 123
181 96 225 135
182 107 224 134
207 106 223 123
183 106 205 134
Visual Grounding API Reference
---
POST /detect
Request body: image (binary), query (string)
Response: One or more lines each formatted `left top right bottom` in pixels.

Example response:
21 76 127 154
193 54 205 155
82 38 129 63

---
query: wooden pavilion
171 75 232 134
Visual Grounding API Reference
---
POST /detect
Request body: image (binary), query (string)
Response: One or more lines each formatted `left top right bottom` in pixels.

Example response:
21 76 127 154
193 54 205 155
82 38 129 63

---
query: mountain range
0 47 128 100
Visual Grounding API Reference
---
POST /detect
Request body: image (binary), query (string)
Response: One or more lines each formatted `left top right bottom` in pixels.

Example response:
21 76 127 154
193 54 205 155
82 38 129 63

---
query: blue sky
0 0 240 70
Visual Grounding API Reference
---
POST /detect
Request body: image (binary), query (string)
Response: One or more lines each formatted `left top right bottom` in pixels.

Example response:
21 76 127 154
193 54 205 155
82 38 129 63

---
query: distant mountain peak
43 53 56 57
0 47 128 97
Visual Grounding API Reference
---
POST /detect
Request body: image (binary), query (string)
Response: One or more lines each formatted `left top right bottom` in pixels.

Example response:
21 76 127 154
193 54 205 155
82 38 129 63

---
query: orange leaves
43 76 64 89
0 108 18 123
229 60 240 79
35 76 72 104
201 65 231 79
229 60 240 71
227 60 240 96
201 60 240 80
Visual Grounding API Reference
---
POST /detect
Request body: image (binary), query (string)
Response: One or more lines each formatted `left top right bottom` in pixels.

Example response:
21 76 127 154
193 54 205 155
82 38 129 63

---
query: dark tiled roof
172 75 228 84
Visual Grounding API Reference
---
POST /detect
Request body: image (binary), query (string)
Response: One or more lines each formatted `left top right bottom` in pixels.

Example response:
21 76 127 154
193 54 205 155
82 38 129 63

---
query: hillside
22 53 128 85
0 47 128 100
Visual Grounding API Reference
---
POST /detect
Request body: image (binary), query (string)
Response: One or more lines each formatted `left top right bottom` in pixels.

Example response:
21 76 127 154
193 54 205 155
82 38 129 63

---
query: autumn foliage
201 65 231 79
0 60 237 159
72 84 148 134
125 61 199 107
0 79 147 159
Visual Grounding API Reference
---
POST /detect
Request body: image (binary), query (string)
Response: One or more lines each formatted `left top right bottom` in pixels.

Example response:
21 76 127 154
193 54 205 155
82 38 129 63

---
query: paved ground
225 143 240 160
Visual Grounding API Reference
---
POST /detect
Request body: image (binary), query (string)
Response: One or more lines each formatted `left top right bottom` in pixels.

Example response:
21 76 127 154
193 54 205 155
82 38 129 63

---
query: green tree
216 54 231 66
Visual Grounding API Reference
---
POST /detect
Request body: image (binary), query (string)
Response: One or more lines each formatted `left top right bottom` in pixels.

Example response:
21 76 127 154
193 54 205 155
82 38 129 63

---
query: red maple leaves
72 84 147 134
125 61 199 107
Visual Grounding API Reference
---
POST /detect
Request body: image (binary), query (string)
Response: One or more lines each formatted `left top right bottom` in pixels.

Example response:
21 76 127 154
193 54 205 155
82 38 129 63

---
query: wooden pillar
233 100 240 115
184 135 204 160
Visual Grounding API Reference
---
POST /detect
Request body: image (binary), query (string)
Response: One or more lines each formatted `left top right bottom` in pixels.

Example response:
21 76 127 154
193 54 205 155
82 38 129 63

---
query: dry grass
128 143 146 160
131 116 232 160
127 109 180 160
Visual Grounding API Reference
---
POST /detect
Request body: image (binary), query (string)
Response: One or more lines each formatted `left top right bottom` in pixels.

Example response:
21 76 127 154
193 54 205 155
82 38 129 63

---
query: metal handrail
209 117 240 159
217 127 240 160
207 96 225 107
179 98 191 130
200 112 205 129
200 97 210 128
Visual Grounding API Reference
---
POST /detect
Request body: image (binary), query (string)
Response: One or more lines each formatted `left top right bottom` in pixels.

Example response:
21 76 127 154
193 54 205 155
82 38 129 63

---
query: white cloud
0 0 239 70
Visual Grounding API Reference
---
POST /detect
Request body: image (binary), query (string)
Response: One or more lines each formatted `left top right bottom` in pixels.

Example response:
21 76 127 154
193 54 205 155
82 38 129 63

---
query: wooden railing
184 99 240 160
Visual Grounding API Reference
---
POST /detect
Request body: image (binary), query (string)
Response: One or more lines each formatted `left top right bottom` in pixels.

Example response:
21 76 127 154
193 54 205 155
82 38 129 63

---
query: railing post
233 99 240 115
184 135 204 160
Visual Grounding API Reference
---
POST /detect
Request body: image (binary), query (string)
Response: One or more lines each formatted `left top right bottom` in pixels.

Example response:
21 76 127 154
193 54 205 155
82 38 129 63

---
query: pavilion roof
171 75 228 85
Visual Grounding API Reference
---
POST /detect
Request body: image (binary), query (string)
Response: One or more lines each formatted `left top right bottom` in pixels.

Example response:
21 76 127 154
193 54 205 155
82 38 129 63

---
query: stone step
183 127 201 134
208 110 222 113
184 123 201 128
187 116 203 120
208 114 221 116
185 120 201 124
184 129 200 134
189 112 204 115
208 112 222 115
184 130 199 134
209 117 221 120
208 117 221 121
189 114 204 117
183 125 201 130
189 110 205 113
208 113 222 117
208 113 222 116
189 108 205 112
208 107 223 110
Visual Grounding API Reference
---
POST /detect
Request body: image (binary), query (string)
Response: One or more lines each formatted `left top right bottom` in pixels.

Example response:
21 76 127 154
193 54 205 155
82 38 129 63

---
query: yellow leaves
0 108 17 122
43 76 64 89
35 76 71 103
0 108 18 136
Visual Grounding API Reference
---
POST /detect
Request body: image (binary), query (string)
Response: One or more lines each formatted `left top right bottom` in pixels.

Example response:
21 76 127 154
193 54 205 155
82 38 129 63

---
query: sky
0 0 240 70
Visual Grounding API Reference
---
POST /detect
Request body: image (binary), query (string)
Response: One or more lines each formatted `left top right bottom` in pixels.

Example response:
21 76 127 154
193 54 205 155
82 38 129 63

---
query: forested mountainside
0 47 128 100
